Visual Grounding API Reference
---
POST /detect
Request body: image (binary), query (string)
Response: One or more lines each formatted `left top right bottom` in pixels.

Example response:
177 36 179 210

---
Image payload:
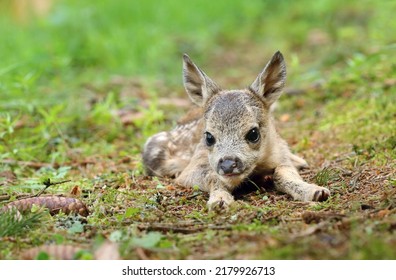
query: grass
0 209 44 237
0 0 395 259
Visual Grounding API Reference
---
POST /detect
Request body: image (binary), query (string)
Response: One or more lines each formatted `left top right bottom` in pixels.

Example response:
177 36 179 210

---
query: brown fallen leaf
295 99 306 108
384 79 396 89
377 209 390 219
279 114 290 122
70 185 82 197
119 111 145 126
165 185 176 191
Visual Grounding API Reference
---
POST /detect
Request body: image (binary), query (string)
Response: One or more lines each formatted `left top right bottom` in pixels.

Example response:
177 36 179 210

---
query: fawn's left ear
249 51 286 106
183 54 221 107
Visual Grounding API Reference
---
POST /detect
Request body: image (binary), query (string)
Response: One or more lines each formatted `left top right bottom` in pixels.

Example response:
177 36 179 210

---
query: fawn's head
183 52 286 186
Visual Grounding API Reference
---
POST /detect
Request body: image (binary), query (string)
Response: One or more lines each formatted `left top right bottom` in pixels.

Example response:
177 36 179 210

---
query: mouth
219 172 246 186
223 173 240 177
218 165 256 186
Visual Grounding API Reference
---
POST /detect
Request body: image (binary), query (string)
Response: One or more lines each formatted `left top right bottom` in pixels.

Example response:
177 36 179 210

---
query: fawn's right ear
183 54 221 106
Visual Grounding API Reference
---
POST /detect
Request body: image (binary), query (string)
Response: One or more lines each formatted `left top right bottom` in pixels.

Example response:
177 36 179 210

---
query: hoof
207 190 234 212
312 188 330 202
208 199 229 213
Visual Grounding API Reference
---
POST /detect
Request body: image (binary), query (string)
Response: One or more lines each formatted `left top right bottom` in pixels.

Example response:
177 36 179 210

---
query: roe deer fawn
143 51 330 210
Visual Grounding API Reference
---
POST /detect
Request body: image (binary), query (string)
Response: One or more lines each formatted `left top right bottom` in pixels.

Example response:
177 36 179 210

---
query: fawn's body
143 52 330 210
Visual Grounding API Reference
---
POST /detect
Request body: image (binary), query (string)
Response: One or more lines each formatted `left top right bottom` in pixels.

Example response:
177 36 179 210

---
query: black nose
218 157 242 175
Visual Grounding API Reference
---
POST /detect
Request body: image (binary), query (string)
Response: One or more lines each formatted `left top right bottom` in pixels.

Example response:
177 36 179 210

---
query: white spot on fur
155 132 169 143
149 147 161 158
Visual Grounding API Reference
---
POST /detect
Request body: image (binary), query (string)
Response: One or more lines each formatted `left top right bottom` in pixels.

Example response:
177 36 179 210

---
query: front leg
175 147 234 210
207 185 234 211
273 164 330 201
176 166 235 211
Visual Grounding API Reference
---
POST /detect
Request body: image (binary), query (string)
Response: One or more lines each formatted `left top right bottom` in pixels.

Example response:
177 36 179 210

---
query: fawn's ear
183 54 221 106
249 51 286 106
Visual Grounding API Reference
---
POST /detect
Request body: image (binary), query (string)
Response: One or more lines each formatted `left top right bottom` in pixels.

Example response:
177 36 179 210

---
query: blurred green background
0 0 395 172
2 1 395 78
1 0 394 90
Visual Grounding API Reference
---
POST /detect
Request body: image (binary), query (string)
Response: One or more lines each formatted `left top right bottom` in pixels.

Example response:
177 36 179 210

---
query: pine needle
0 209 43 237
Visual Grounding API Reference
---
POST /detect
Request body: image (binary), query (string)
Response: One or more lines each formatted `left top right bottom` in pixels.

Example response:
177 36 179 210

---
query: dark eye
246 128 260 143
204 132 216 146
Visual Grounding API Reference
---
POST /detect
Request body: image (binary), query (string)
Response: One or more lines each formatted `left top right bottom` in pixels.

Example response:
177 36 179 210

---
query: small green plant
314 168 340 187
0 209 44 237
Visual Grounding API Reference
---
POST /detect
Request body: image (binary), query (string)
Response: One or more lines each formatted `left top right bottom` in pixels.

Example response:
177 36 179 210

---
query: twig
333 152 357 163
0 159 97 169
0 194 11 202
186 193 202 200
0 159 52 169
137 223 233 234
33 179 71 197
299 170 313 176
